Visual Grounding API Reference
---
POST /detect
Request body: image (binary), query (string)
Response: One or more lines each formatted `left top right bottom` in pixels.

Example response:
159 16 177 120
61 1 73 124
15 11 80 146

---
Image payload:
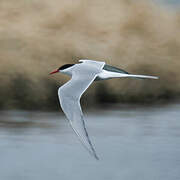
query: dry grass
0 0 180 109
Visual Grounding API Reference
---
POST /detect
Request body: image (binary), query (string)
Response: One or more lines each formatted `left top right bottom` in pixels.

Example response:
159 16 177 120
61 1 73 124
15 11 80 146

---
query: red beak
49 69 59 75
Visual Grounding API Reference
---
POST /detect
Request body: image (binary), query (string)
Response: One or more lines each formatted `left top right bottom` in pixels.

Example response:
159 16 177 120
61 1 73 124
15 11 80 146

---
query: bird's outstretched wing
58 60 105 160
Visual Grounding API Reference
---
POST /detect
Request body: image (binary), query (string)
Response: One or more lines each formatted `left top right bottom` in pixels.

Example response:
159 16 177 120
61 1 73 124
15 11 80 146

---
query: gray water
0 104 180 180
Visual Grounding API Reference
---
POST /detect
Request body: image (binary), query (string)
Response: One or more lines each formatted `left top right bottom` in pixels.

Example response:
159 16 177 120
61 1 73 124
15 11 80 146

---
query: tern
50 60 158 160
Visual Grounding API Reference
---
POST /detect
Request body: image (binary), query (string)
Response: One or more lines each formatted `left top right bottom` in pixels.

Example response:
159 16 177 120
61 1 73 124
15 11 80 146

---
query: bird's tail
124 74 159 79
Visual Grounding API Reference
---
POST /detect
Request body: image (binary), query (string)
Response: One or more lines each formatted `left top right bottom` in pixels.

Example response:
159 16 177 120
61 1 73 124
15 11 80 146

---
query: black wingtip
94 154 100 161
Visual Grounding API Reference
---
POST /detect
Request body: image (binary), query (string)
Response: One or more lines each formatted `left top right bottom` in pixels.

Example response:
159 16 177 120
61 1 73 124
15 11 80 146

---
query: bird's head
49 64 75 76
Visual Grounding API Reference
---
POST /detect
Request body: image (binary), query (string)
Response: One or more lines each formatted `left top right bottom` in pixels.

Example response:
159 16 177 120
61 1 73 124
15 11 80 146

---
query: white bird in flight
50 60 158 160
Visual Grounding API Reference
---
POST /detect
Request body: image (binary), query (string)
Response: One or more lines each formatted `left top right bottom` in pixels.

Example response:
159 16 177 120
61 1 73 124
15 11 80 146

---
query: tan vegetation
0 0 180 109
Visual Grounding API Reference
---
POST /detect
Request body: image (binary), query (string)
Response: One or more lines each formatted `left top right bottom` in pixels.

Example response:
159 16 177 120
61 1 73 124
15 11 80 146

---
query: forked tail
124 74 159 79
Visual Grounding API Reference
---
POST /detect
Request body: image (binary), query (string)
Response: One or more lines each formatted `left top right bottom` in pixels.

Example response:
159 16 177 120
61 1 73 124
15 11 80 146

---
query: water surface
0 104 180 180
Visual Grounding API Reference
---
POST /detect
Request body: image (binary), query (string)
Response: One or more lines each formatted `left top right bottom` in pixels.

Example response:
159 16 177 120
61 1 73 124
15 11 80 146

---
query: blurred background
0 0 180 180
0 0 180 110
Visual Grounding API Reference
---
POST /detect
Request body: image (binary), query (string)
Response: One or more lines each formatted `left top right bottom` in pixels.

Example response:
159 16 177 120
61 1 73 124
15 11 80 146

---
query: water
0 104 180 180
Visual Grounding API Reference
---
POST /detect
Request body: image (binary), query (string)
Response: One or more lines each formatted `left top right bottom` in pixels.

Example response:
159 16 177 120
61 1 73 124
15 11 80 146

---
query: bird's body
50 60 158 160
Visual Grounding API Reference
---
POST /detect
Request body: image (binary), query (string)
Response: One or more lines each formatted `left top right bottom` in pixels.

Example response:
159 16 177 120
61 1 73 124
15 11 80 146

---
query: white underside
97 70 159 80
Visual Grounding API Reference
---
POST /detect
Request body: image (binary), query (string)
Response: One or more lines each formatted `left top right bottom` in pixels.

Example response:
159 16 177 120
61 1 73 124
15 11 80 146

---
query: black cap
58 64 74 70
